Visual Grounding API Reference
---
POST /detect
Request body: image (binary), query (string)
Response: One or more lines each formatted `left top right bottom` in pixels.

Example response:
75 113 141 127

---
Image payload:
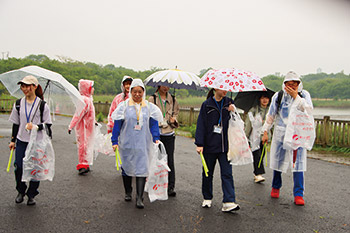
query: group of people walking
8 71 312 212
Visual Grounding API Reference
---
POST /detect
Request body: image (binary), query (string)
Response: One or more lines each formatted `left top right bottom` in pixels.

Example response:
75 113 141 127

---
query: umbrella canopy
144 69 201 90
233 88 275 112
200 68 266 92
0 65 85 116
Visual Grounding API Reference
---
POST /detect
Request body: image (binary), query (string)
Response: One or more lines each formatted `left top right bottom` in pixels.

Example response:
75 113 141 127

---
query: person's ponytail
35 85 44 100
206 88 215 99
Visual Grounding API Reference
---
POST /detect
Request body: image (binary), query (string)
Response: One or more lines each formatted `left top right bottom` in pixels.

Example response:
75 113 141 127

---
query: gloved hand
68 129 71 134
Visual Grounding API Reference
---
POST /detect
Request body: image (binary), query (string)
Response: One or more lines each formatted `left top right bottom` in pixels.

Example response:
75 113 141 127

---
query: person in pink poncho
68 79 96 175
107 76 133 133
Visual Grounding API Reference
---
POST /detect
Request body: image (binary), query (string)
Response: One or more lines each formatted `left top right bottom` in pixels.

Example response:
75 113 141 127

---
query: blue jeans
272 170 304 197
14 139 40 198
202 152 236 203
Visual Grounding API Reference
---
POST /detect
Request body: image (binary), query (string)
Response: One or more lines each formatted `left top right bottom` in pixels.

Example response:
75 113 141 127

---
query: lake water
313 107 350 120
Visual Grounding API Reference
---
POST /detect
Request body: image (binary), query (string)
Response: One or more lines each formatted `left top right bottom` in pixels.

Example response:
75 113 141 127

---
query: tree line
0 54 349 99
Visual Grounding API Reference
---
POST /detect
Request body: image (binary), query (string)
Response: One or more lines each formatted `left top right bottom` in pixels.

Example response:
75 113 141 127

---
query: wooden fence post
323 116 330 147
189 107 194 126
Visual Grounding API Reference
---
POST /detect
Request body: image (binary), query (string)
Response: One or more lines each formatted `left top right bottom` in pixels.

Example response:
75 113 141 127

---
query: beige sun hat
17 75 39 86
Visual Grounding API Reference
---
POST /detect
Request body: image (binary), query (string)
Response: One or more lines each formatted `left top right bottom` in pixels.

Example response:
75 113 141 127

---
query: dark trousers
202 152 236 203
160 135 175 190
272 170 304 197
14 139 40 198
252 142 265 175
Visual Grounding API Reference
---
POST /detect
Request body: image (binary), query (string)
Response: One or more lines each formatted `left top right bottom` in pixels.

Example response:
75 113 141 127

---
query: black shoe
136 197 144 209
27 197 36 206
15 193 25 204
78 168 87 175
83 167 90 174
125 193 132 202
168 189 176 197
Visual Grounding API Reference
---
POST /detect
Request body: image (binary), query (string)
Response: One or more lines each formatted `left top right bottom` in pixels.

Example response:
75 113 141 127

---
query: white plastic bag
93 124 115 158
145 142 170 202
248 112 262 152
283 104 316 150
227 111 253 165
22 127 55 182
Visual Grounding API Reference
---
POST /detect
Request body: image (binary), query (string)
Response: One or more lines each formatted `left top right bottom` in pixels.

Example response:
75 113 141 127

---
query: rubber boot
122 175 132 201
136 177 146 209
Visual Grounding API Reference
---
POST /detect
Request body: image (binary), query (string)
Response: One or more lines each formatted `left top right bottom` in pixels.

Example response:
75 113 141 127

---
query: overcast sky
1 0 349 77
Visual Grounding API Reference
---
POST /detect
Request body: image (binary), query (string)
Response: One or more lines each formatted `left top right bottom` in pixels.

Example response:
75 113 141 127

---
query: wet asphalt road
0 114 349 233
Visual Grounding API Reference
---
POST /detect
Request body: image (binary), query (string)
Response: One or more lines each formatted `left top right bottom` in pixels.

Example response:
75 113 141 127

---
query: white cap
284 71 301 83
17 75 39 86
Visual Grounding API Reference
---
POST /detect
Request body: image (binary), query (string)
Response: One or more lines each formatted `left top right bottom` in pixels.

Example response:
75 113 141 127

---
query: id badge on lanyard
213 98 223 134
213 125 222 134
134 104 142 131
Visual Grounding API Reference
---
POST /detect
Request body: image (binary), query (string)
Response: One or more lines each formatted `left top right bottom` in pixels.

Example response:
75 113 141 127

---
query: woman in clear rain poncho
244 93 271 183
9 75 52 205
68 79 96 175
262 71 313 206
107 76 133 134
111 79 162 209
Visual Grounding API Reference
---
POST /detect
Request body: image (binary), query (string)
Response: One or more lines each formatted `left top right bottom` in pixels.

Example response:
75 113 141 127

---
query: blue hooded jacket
195 96 234 154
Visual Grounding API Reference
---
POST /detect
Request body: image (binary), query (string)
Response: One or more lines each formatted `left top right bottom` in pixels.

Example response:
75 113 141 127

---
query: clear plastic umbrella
200 68 266 92
0 65 85 116
144 69 201 90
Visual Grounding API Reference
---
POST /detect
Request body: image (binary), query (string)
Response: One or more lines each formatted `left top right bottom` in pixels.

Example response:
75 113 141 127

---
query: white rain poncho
111 79 163 177
262 71 313 172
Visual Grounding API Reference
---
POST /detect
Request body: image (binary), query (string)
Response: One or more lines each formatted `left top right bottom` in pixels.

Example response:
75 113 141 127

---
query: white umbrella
200 68 266 92
0 65 85 116
144 69 201 90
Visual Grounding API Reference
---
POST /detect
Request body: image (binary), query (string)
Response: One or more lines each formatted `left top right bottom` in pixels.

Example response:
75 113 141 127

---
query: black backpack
276 90 303 110
15 98 46 123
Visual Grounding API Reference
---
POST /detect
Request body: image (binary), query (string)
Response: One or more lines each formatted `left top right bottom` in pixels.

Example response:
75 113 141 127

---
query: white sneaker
222 202 240 212
254 175 265 183
202 200 212 208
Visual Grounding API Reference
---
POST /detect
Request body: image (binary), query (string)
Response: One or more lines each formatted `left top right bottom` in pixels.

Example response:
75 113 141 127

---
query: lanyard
213 97 224 125
134 103 141 124
157 92 167 118
25 97 37 123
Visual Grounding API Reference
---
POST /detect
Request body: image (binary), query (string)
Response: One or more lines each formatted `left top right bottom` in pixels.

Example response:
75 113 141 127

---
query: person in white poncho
111 79 162 209
262 71 313 206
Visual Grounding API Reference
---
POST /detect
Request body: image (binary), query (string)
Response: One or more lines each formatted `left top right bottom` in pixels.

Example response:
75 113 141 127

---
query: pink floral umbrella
200 68 266 92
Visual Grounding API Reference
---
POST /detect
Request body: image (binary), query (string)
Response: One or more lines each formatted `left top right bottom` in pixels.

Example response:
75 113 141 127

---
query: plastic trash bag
145 142 170 202
247 112 262 152
283 104 316 151
22 127 55 182
93 124 114 158
227 111 253 165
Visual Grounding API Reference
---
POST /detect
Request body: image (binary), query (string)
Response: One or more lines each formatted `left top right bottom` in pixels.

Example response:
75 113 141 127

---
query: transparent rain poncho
68 79 96 166
111 79 163 177
262 73 313 173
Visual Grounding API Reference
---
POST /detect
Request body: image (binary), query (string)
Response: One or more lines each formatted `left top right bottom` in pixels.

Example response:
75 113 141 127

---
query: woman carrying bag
8 75 52 206
195 88 240 212
111 79 162 209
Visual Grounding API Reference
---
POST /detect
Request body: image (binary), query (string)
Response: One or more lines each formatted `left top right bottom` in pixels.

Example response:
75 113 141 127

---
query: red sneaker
271 188 280 198
294 196 305 206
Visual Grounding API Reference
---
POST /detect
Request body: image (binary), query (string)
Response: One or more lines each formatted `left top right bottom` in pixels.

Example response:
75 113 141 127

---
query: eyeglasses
285 82 299 87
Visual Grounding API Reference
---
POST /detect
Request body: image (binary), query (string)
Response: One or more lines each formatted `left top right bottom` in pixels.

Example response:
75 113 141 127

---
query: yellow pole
7 149 14 173
115 149 119 171
200 152 209 177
